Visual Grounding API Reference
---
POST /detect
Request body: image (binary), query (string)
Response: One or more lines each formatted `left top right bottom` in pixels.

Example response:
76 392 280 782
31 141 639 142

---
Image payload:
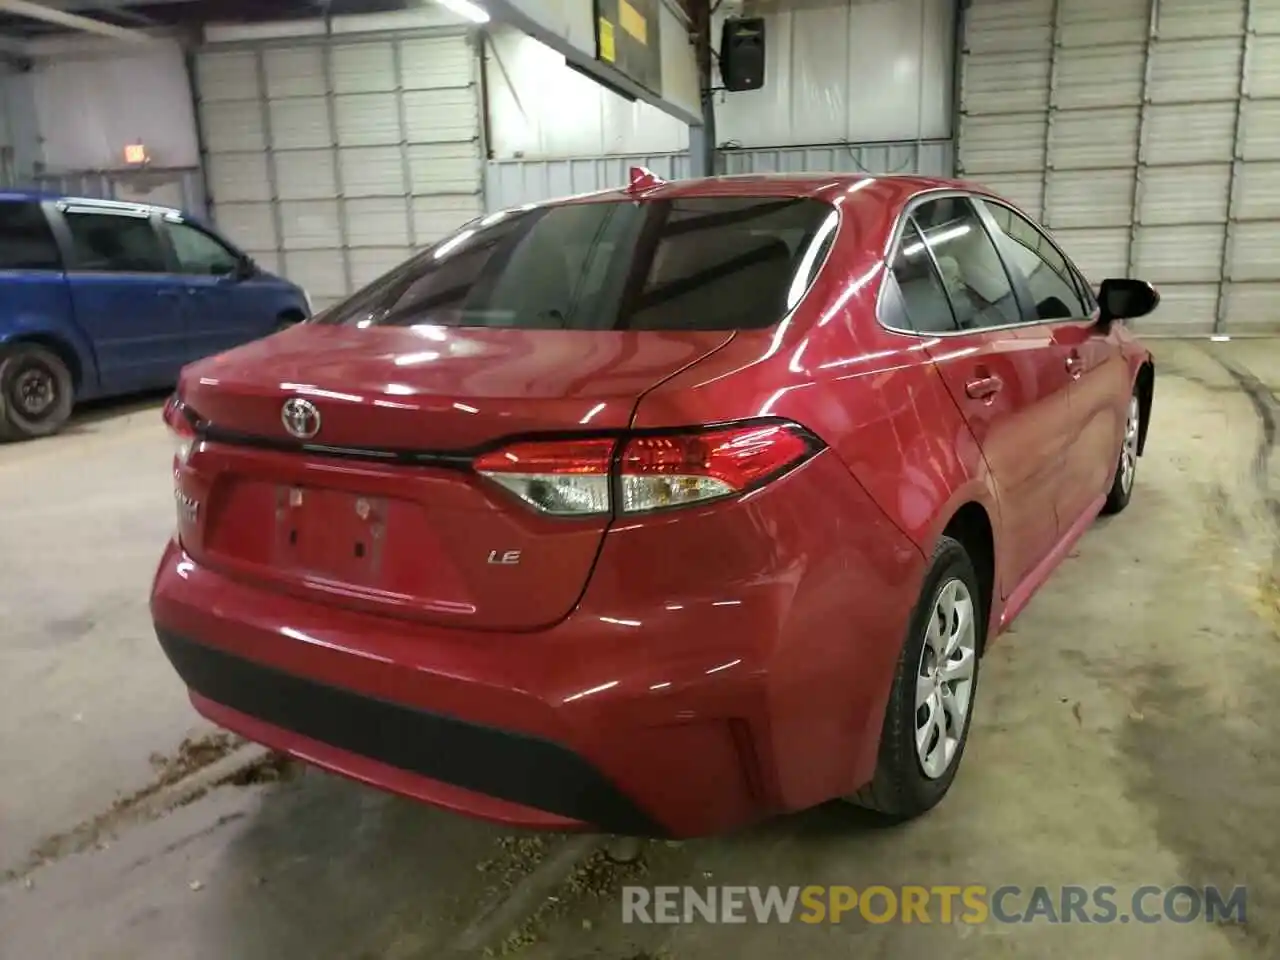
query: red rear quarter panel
634 178 999 582
630 178 1001 797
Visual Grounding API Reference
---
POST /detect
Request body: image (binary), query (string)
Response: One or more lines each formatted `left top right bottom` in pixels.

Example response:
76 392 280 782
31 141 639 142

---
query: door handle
1066 353 1085 379
156 289 180 298
965 374 1004 400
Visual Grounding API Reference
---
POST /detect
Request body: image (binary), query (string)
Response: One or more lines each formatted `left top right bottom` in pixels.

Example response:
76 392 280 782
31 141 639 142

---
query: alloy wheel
914 578 978 780
1120 395 1140 495
12 365 57 419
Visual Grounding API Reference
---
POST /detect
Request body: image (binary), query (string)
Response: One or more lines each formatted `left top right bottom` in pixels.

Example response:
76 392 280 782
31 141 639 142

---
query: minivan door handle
1066 353 1085 379
965 374 1004 400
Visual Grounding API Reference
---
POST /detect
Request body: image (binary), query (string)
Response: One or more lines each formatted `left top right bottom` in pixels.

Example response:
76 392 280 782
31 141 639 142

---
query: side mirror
1098 278 1159 327
232 255 258 280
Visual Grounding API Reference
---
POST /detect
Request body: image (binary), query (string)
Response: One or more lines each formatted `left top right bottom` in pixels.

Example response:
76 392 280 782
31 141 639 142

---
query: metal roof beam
0 0 153 41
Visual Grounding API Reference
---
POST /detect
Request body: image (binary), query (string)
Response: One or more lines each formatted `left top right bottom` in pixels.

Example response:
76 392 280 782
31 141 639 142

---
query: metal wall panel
961 0 1269 334
1236 161 1280 219
196 31 481 308
484 153 693 211
717 141 954 178
1046 169 1135 227
1224 282 1280 331
483 139 956 216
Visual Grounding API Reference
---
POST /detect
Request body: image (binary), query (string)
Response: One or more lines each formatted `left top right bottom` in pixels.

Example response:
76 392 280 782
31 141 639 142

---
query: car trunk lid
174 324 732 631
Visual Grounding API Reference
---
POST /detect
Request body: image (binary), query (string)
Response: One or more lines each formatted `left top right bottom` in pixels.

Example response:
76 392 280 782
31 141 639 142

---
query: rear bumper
158 629 663 835
151 451 925 837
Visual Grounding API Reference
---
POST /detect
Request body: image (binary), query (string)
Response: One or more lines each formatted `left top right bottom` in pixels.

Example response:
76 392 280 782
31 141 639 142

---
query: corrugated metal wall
483 139 955 211
485 152 693 210
194 31 483 309
959 0 1278 335
23 168 205 213
715 0 955 147
718 140 955 178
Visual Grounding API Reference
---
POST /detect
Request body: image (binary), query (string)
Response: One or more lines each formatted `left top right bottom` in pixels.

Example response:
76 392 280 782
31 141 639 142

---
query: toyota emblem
281 398 321 440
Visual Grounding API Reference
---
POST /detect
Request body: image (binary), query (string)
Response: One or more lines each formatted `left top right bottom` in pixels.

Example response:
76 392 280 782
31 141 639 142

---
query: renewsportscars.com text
621 884 1247 925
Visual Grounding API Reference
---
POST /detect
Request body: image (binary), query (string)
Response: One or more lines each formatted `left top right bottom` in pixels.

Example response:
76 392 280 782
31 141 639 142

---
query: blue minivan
0 192 311 440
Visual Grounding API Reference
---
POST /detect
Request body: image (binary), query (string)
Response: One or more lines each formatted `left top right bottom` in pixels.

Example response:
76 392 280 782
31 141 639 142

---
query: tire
848 535 983 821
0 343 74 442
1101 389 1141 516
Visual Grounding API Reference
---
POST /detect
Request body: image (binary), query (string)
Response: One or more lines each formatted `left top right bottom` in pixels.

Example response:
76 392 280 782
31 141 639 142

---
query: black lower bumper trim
156 630 666 837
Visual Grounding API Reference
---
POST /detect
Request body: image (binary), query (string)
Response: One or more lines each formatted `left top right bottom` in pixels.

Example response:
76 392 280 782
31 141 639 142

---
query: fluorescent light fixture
435 0 490 23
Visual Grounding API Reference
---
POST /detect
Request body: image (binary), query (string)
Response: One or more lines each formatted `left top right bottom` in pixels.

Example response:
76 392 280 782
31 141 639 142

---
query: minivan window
0 201 61 271
64 211 168 274
315 197 834 331
168 220 241 276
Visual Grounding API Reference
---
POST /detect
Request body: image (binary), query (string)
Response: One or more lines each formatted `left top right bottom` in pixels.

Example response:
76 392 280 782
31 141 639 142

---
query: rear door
905 195 1073 593
978 199 1129 528
160 216 275 361
54 204 186 393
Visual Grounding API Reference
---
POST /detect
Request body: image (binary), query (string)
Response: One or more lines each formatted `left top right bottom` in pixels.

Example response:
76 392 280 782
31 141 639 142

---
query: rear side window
315 196 835 331
980 200 1089 320
0 201 61 271
912 197 1021 330
886 219 958 333
64 211 168 273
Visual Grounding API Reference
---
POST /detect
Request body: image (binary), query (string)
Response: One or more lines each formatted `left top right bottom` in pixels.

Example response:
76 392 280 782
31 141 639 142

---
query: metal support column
1038 0 1062 226
1125 0 1160 280
1215 0 1255 333
321 32 355 297
255 50 288 277
391 38 419 247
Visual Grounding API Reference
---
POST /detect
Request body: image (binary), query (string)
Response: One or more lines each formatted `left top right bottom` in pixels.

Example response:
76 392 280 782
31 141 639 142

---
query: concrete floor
2 340 1279 959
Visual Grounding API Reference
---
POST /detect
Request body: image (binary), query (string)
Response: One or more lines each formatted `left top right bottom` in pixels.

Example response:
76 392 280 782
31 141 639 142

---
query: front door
162 218 272 362
57 206 186 393
975 198 1129 529
908 195 1072 594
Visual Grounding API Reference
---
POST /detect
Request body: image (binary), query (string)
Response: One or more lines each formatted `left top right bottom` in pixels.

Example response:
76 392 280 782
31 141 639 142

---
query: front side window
314 196 835 332
168 221 241 276
980 200 1089 320
64 211 167 273
0 201 62 271
912 197 1021 331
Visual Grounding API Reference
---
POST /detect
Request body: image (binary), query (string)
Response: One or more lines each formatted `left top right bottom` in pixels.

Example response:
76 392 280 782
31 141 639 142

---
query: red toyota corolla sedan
151 172 1156 838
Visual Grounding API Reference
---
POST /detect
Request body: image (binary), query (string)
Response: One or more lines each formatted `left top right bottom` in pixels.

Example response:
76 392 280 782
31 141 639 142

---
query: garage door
958 0 1280 335
195 33 483 310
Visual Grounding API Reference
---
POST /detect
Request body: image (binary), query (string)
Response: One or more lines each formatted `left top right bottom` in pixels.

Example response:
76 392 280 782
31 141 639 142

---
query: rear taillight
163 394 197 467
619 423 816 513
473 422 819 516
473 438 615 516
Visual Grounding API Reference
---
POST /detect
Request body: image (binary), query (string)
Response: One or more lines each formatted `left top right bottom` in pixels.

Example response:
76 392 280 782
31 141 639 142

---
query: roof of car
0 189 187 217
551 172 984 208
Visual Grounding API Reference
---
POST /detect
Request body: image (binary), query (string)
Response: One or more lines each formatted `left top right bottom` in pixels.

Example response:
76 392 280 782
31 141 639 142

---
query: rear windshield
314 196 838 331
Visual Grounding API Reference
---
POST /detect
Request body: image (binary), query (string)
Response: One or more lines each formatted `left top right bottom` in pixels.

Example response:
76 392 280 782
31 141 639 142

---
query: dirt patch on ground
1 733 298 884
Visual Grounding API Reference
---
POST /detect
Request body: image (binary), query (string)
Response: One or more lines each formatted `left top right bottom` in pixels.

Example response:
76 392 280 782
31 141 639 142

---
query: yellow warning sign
619 0 648 44
599 16 616 62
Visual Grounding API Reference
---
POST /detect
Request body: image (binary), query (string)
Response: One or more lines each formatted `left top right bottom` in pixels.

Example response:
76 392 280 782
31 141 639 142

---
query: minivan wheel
1101 391 1141 516
847 535 982 821
0 344 74 441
